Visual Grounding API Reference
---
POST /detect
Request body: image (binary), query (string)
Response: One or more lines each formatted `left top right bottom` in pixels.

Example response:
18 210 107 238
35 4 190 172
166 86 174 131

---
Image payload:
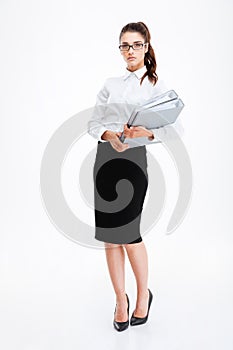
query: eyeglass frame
118 42 148 51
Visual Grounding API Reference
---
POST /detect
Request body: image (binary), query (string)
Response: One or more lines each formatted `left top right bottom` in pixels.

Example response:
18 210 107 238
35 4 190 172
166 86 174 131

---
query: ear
144 42 149 53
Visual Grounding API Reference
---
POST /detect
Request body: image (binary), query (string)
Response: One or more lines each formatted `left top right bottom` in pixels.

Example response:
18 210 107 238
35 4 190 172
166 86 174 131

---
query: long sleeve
87 81 110 142
148 117 184 143
147 79 185 143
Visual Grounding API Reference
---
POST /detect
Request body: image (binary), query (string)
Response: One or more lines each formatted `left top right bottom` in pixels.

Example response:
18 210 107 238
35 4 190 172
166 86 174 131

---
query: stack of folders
119 90 185 147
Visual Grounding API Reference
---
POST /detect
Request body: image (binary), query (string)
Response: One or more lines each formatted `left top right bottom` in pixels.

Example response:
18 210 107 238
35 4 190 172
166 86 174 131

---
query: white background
1 0 233 349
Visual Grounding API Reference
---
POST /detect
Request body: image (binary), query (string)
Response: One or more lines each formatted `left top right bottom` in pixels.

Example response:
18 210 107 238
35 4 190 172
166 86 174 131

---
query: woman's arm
123 118 184 142
87 80 129 152
139 80 184 144
87 81 110 142
147 118 184 143
145 79 185 143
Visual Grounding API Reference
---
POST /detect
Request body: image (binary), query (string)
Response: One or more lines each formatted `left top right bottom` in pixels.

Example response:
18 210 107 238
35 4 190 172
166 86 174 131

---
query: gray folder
119 90 184 146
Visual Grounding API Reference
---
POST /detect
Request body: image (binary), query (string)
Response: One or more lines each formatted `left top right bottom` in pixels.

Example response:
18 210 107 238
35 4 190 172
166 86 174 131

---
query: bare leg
124 241 150 317
104 242 128 322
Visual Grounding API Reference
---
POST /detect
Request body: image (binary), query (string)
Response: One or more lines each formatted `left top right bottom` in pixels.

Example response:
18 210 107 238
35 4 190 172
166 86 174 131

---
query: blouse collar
123 65 147 80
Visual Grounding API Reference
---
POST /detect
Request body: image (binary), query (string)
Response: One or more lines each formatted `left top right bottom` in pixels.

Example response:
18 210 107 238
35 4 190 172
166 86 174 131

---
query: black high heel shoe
130 289 153 326
113 293 130 332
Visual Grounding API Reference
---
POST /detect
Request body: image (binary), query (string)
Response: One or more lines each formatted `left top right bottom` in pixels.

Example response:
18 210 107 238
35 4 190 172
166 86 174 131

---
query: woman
88 21 173 332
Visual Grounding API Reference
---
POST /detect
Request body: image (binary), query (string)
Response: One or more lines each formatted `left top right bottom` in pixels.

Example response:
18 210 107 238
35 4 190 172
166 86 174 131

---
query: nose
128 45 134 54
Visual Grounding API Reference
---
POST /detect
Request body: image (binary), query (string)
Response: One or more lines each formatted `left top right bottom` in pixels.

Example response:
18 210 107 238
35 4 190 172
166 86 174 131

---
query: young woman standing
88 21 172 331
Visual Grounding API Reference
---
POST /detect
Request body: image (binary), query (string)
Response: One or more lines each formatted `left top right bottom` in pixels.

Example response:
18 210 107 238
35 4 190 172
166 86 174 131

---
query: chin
127 61 138 69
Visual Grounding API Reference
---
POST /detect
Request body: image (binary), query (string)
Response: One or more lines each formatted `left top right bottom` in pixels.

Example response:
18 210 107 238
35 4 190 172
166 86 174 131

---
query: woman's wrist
101 130 116 141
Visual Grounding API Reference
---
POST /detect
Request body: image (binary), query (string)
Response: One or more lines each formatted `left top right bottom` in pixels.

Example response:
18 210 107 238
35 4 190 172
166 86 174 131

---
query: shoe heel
130 289 153 326
113 293 130 332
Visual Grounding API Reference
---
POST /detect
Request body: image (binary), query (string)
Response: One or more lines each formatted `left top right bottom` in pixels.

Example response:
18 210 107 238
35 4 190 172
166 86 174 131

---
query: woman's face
119 31 148 71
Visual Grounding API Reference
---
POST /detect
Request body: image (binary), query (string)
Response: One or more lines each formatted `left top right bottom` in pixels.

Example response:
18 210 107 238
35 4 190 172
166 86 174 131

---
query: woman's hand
123 124 154 140
101 130 129 152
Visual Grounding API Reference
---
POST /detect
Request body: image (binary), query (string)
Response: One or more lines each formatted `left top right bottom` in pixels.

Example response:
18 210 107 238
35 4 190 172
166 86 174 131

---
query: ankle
116 291 127 303
137 289 149 298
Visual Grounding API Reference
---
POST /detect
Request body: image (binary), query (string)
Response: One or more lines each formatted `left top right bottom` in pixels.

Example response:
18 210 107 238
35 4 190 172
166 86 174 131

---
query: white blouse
87 65 184 145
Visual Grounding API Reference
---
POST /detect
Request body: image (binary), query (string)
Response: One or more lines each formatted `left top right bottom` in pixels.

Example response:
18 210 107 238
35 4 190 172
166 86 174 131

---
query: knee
124 241 143 248
104 242 123 249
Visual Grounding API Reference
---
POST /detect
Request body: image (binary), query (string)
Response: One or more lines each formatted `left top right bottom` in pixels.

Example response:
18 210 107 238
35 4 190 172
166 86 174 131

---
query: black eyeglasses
119 43 147 51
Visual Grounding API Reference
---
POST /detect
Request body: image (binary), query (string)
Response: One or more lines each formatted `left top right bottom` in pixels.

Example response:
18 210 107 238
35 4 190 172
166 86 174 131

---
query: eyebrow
121 41 143 44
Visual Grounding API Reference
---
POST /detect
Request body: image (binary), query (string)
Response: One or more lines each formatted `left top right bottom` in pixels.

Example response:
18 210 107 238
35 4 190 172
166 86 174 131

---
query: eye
119 44 129 51
134 43 143 48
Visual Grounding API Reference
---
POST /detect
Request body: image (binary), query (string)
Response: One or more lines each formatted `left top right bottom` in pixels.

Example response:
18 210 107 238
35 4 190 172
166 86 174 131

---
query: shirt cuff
149 119 184 143
88 126 109 142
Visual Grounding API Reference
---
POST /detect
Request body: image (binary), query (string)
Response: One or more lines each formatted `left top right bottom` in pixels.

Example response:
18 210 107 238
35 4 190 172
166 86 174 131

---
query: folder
119 90 185 146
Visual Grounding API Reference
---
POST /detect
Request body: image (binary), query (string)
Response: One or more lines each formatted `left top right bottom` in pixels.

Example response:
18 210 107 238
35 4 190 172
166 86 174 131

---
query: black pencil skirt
93 140 148 244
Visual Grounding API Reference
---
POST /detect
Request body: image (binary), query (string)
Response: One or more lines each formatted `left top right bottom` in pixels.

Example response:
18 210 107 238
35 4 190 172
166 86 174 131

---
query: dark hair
119 22 158 86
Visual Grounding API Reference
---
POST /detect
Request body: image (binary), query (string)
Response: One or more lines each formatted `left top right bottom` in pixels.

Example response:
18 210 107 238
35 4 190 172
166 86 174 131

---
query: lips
127 57 136 60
